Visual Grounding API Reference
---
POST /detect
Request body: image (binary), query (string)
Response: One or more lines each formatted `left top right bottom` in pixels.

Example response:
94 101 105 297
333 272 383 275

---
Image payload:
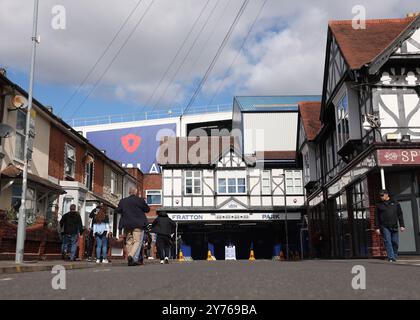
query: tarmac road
1 259 420 300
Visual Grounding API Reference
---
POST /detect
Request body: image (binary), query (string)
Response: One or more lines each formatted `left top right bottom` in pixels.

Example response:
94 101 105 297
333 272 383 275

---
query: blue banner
86 123 176 173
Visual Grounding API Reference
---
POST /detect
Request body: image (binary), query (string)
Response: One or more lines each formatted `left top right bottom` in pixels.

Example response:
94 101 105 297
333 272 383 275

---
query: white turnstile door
225 245 236 260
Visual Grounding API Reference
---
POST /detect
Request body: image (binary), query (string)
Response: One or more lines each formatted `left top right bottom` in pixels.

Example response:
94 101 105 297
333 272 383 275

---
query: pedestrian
59 204 84 261
116 187 150 266
85 204 101 261
375 189 406 262
93 206 110 264
151 211 176 264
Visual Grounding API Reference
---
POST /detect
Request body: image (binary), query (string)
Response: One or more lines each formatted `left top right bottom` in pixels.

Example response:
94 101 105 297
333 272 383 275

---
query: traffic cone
249 249 256 261
207 250 213 261
178 250 185 262
279 250 285 261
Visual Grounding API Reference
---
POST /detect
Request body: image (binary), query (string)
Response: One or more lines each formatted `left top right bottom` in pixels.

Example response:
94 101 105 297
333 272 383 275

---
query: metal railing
66 103 232 128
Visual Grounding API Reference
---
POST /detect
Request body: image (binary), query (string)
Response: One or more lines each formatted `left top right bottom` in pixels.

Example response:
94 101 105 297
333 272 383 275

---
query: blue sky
1 0 419 124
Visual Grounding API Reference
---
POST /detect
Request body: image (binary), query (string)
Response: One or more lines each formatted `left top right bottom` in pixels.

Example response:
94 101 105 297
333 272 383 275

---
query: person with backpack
60 204 84 261
151 212 176 264
93 206 110 264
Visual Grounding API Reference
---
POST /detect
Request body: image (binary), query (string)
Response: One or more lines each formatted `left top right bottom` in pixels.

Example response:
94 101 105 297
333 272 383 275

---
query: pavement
0 258 160 274
1 259 420 300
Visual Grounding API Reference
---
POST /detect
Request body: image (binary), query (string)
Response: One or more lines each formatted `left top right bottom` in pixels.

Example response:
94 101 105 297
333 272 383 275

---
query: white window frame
110 171 117 195
184 171 202 195
261 170 271 195
64 144 76 178
85 160 94 191
15 109 26 161
218 177 247 195
146 190 162 205
285 170 303 195
336 91 350 151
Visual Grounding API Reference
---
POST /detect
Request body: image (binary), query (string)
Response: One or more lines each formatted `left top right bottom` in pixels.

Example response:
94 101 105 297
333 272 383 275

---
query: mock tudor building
158 135 306 260
301 15 420 259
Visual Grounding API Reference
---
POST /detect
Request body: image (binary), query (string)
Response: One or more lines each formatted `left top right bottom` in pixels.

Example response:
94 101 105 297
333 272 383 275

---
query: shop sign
377 149 420 166
168 213 301 221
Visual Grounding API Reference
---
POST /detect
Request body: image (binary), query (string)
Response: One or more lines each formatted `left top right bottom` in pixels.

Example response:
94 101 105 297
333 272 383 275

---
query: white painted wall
242 112 298 154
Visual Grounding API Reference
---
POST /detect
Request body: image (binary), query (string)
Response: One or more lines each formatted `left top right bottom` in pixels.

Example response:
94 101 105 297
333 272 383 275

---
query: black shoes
128 256 134 266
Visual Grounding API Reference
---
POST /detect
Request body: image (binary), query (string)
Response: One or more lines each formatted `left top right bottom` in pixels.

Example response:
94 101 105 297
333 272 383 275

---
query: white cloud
0 0 419 110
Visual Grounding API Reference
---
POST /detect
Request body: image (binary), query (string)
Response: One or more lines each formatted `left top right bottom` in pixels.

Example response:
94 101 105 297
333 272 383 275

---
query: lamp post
15 0 39 263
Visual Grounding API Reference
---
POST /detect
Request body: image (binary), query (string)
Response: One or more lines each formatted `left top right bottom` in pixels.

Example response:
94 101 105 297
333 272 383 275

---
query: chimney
0 68 6 77
407 12 420 18
46 106 53 113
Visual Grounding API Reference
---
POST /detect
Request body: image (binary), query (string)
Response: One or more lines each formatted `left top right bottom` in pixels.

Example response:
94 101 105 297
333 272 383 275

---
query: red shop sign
377 149 420 166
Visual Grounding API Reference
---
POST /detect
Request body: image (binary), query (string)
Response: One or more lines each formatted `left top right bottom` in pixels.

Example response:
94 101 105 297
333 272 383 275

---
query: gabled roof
157 136 255 166
298 102 322 141
329 16 419 70
234 96 321 112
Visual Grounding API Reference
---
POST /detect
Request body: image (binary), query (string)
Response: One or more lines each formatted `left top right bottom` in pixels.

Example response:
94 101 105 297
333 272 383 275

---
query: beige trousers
126 228 143 258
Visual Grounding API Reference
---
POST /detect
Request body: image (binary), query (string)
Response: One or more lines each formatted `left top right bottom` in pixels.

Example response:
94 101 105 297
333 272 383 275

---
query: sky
0 0 419 124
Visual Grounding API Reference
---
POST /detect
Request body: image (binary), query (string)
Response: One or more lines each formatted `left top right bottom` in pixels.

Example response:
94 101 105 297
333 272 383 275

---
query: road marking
0 278 13 281
93 269 111 272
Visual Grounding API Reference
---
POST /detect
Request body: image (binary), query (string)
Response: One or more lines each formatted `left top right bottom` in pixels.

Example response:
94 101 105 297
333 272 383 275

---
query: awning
1 164 66 194
85 192 117 209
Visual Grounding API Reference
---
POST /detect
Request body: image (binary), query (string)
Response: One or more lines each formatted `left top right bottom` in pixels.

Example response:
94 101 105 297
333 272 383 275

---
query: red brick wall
93 158 104 194
142 174 162 219
125 168 144 196
48 125 84 182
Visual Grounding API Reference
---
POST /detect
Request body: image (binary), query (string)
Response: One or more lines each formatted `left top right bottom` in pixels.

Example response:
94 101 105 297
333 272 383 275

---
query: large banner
86 123 176 173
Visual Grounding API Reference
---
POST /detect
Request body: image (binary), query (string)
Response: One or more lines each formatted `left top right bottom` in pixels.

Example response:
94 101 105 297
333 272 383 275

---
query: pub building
299 15 420 259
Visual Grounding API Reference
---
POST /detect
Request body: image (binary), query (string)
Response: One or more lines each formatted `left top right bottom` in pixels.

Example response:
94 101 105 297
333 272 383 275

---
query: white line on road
0 278 13 281
93 269 111 272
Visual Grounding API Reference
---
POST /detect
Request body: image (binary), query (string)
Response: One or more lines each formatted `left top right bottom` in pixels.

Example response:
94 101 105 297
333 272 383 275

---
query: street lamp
15 0 40 264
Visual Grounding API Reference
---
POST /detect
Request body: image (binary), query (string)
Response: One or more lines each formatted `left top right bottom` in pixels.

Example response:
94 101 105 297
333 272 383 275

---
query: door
387 171 420 254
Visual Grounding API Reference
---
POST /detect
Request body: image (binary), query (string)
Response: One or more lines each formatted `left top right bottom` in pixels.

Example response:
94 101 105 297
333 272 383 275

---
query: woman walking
93 206 110 264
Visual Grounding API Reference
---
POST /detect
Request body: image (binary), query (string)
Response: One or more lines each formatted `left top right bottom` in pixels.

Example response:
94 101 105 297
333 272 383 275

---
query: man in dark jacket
116 187 150 266
60 204 84 261
151 211 176 264
375 189 406 262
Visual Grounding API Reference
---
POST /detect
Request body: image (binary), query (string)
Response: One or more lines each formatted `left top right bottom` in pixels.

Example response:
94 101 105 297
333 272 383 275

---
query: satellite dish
12 95 28 109
0 123 15 138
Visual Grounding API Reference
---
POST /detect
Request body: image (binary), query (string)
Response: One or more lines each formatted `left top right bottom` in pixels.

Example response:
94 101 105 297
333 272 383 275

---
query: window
218 177 247 194
185 171 202 195
110 171 116 194
85 158 94 191
336 93 350 150
64 144 76 178
15 109 26 161
285 170 303 195
146 190 162 205
262 170 271 195
62 197 73 215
